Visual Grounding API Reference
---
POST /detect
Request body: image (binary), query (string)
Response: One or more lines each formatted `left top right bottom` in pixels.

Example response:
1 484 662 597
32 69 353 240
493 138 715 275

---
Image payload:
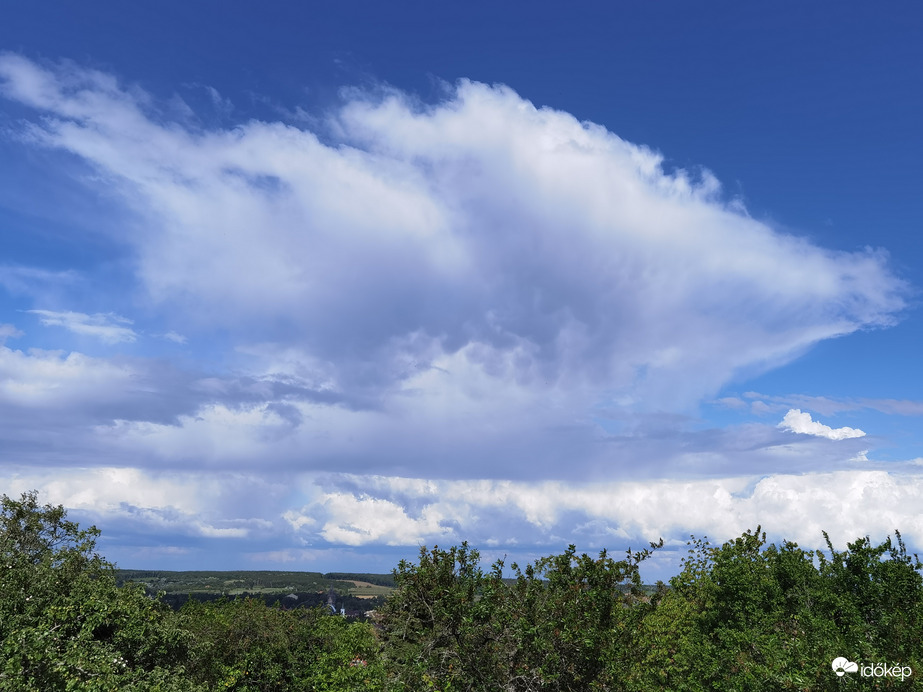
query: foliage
0 490 387 691
628 527 923 690
376 541 659 691
178 597 386 691
379 531 923 691
0 491 197 691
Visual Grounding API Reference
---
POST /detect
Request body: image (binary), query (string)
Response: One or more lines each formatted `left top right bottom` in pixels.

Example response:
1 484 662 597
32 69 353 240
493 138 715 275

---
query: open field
343 580 395 598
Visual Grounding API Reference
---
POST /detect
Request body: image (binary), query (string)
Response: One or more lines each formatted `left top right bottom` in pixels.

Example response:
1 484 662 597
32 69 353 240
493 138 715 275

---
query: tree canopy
0 491 194 690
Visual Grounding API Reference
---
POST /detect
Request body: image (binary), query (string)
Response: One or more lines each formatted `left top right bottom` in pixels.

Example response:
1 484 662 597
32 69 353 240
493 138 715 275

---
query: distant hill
116 569 395 616
115 569 395 597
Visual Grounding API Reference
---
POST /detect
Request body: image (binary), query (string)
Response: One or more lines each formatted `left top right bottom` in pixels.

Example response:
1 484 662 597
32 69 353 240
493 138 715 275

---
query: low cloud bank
3 466 922 567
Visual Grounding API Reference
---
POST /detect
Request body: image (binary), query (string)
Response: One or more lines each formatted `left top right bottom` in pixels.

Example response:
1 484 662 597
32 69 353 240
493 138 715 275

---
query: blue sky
1 2 921 580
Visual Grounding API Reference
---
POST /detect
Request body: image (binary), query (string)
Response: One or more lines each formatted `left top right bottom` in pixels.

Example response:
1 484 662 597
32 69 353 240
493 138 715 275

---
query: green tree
495 544 658 691
816 530 923 672
178 597 386 691
631 528 923 691
0 491 196 691
376 542 490 691
377 541 658 691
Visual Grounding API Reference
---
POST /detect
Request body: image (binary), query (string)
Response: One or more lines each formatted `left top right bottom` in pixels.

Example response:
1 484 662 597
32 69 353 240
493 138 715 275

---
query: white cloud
3 462 922 575
315 493 454 546
284 469 923 553
714 396 747 410
97 403 308 464
0 55 906 424
0 56 916 569
193 522 249 539
0 465 289 540
25 466 201 515
28 309 137 344
778 408 866 440
0 343 135 408
0 324 23 341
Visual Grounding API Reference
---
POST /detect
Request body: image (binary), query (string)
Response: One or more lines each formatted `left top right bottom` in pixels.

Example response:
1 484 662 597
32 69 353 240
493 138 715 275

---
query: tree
377 541 659 691
631 528 923 691
178 597 385 691
0 491 196 691
376 542 491 691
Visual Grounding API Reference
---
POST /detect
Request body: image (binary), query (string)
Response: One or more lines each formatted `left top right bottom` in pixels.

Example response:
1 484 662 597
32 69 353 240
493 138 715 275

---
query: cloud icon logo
832 657 859 676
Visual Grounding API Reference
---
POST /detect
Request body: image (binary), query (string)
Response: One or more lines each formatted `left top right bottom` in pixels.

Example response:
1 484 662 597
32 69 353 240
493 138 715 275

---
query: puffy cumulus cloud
28 309 137 344
778 408 866 440
88 343 608 477
0 342 357 470
4 463 922 575
285 469 923 554
314 493 454 546
0 54 906 428
3 54 920 576
13 467 201 516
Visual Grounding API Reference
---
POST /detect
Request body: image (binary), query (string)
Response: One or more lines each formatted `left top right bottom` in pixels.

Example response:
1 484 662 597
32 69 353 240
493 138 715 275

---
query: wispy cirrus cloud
720 392 923 418
27 309 137 344
0 265 81 297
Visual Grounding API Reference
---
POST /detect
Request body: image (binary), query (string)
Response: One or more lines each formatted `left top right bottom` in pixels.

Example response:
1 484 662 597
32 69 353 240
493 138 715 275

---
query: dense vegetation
2 491 921 690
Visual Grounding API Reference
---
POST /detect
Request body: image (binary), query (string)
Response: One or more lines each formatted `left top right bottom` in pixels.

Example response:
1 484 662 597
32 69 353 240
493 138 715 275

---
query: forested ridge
112 570 388 615
113 570 394 597
2 491 920 690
